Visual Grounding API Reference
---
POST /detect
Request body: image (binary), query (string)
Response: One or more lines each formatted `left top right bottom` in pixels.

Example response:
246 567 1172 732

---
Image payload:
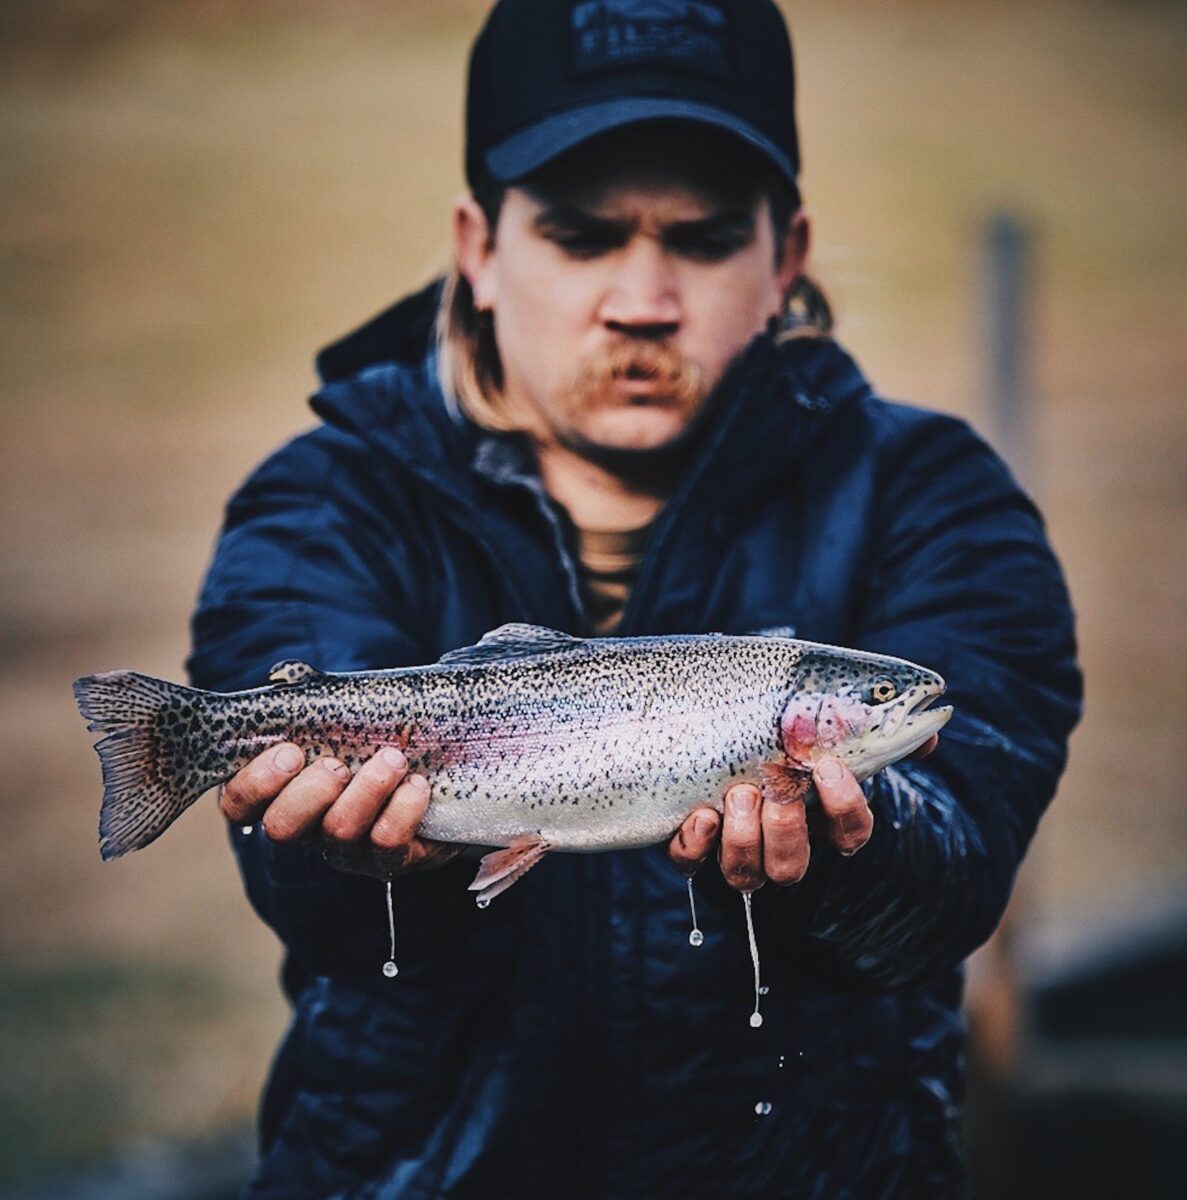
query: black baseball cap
465 0 800 189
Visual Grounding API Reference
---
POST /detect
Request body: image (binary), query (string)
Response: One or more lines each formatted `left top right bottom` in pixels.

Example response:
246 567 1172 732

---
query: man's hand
667 734 939 890
219 744 460 879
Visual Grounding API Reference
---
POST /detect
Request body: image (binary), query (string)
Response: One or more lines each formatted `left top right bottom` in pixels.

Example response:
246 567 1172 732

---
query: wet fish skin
73 624 952 897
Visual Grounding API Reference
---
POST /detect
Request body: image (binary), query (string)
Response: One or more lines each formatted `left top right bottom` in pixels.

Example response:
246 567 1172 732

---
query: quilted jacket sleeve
186 424 463 982
782 408 1082 987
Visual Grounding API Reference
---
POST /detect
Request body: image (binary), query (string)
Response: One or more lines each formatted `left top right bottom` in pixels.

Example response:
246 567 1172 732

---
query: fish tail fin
73 670 224 860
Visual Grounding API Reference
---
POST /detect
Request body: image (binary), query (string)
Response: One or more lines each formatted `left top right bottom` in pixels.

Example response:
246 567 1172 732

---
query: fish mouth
895 687 953 748
838 684 955 783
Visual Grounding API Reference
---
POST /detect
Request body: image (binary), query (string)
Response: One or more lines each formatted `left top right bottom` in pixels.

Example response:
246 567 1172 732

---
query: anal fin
468 836 550 906
758 761 813 806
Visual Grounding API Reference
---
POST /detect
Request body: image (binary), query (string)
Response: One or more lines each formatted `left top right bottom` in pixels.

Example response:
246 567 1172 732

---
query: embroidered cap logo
569 1 733 80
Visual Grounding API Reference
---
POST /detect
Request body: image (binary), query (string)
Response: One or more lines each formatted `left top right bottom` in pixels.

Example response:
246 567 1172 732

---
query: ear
775 209 811 301
452 194 497 309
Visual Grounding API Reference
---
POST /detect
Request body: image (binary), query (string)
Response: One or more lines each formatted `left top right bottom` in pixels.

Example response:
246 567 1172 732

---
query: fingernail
728 786 758 815
321 758 350 780
380 747 406 769
274 745 303 772
694 813 717 839
815 756 844 784
408 773 430 791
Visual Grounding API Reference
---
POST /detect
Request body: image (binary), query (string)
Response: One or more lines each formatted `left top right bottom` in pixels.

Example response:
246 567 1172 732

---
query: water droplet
240 825 253 835
754 1101 772 1116
685 876 703 948
778 1055 785 1068
759 985 769 995
381 880 398 977
743 891 764 1029
476 896 491 909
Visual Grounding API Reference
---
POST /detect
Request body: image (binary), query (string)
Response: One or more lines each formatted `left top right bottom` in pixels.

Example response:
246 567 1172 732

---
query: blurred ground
1 0 1184 1188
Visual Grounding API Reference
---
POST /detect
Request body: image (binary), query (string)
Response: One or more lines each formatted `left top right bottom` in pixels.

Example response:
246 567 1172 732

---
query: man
188 1 1081 1196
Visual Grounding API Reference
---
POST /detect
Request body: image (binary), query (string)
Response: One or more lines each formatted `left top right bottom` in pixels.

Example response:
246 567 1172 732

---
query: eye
536 216 629 260
868 678 898 704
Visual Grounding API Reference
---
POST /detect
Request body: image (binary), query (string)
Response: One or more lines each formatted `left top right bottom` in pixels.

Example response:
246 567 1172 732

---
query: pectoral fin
468 836 550 906
758 761 813 806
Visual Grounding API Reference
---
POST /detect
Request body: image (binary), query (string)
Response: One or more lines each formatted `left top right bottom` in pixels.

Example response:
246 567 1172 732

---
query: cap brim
484 97 796 185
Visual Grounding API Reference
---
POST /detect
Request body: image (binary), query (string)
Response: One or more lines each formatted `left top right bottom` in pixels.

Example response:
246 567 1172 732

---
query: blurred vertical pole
984 212 1033 485
966 211 1036 1200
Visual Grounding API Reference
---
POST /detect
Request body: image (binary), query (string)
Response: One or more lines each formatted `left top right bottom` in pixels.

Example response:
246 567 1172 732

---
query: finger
719 783 764 891
668 807 721 874
369 773 433 857
219 743 306 824
261 757 351 842
321 747 408 843
908 733 939 760
761 797 810 885
814 755 873 856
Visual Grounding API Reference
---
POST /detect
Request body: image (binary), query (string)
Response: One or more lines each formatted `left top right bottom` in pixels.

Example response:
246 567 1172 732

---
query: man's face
455 129 807 461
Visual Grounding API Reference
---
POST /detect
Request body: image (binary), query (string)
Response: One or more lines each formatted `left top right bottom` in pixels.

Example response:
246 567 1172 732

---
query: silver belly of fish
415 661 785 851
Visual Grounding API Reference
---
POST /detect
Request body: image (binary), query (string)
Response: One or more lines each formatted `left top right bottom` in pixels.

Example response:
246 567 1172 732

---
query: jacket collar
309 329 874 515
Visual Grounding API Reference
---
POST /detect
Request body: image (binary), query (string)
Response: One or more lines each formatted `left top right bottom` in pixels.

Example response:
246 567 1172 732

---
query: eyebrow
662 212 757 241
531 204 757 243
532 206 630 238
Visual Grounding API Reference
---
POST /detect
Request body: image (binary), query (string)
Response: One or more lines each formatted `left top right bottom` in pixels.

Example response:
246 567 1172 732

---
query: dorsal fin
438 623 583 666
269 660 324 686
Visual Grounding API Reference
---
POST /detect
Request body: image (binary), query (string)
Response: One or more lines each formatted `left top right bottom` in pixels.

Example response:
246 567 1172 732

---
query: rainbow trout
74 624 951 902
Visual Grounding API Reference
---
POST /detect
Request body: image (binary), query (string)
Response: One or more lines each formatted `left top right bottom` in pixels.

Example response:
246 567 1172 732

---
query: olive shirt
573 522 654 636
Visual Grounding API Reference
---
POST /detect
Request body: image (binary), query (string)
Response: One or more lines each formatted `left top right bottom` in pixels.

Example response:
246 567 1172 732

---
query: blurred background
1 1 1183 1195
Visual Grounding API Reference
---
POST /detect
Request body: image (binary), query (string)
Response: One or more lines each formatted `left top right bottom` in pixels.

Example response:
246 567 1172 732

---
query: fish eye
868 678 898 704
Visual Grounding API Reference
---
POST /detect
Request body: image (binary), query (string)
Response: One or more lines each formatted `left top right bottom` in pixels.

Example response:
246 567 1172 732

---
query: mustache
561 339 707 411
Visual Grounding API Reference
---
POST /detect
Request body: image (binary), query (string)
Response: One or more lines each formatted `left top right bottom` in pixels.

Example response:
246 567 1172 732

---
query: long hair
437 176 834 433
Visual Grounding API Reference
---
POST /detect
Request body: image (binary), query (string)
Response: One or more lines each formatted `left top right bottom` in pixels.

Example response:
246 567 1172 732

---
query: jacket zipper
404 466 592 1197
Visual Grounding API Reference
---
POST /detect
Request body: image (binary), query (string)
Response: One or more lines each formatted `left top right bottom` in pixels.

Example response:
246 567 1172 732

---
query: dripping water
381 880 398 978
743 891 763 1028
686 876 704 947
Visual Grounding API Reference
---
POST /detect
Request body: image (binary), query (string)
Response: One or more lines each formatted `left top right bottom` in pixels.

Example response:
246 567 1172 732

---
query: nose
598 238 681 338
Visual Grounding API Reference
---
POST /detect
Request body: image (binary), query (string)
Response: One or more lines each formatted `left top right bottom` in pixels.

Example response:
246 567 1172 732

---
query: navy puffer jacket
188 284 1081 1199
